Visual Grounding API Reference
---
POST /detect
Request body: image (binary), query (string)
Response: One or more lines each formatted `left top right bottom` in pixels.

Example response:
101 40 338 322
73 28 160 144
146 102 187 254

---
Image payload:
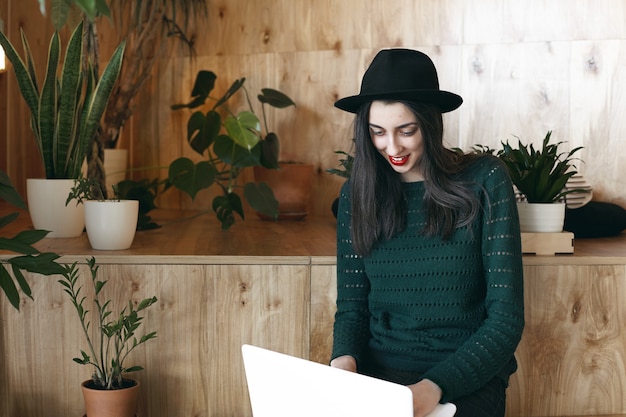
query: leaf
213 77 246 109
55 21 84 178
0 170 27 209
8 253 66 275
214 135 261 168
10 265 33 299
244 182 278 219
39 30 61 179
0 213 20 229
258 88 296 108
212 193 244 229
260 132 280 169
0 266 21 310
168 158 216 199
171 70 216 110
224 111 261 150
187 110 220 155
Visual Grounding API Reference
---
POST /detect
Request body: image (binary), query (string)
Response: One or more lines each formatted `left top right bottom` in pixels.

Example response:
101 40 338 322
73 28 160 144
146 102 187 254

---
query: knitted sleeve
422 159 525 402
331 181 371 366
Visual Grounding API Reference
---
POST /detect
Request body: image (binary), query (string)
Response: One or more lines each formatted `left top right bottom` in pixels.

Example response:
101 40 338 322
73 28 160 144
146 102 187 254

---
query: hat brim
334 90 463 114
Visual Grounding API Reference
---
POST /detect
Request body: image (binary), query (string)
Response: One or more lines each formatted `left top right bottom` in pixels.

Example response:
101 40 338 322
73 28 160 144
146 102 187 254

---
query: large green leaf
244 182 278 219
224 111 261 150
187 110 220 155
55 21 84 178
214 135 261 168
76 40 126 177
168 157 216 200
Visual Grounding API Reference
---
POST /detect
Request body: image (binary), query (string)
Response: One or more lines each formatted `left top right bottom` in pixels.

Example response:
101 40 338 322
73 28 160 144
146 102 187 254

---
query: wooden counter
2 205 626 417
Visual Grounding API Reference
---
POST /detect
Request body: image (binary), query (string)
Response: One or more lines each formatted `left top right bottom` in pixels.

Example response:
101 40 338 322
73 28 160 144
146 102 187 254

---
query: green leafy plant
66 176 119 205
0 171 66 310
326 150 354 179
169 70 296 229
59 257 157 389
498 131 588 203
0 21 125 179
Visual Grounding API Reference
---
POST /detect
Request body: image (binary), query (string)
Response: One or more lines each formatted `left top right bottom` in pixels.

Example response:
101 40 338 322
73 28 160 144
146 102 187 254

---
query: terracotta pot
81 379 140 417
26 178 85 238
84 200 139 250
253 163 314 220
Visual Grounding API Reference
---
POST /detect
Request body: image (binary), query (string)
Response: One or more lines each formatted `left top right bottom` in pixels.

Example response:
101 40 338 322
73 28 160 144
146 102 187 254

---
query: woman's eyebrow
369 122 419 129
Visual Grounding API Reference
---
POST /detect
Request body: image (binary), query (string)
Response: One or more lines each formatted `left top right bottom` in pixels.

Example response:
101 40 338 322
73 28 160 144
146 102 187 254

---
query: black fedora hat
334 48 463 113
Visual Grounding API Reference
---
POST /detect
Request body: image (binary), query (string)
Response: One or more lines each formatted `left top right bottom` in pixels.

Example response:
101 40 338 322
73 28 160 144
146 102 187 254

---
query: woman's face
368 101 424 182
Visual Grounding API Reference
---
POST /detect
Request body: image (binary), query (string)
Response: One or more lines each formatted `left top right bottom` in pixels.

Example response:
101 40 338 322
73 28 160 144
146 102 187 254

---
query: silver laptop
242 344 456 417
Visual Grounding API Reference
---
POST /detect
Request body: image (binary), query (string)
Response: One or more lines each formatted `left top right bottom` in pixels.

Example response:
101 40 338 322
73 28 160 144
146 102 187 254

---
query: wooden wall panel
4 0 626 214
0 263 310 417
507 264 626 417
310 263 337 364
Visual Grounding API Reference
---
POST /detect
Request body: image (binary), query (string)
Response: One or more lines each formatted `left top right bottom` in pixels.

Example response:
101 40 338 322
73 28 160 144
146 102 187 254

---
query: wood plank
522 232 575 255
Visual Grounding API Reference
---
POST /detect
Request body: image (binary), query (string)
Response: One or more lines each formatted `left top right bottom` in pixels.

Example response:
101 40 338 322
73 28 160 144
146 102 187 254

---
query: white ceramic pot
26 178 85 238
84 200 138 250
517 202 566 233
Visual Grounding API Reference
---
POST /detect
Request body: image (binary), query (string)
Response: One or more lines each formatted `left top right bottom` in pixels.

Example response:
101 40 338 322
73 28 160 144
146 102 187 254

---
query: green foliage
0 171 66 311
497 131 588 203
0 21 125 179
41 0 111 29
326 150 354 179
169 70 295 229
58 257 157 390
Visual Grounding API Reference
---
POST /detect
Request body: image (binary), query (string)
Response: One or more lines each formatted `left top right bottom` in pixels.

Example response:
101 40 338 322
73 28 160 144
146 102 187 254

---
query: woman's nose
385 135 402 155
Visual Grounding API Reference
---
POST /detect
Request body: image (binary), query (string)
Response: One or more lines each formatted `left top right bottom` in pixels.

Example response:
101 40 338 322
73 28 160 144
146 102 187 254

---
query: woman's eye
401 129 417 137
370 129 384 136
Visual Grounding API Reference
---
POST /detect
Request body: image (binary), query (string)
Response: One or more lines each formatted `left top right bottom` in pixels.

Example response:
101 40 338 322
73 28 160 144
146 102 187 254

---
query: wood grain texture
508 265 626 416
3 0 626 216
3 205 626 416
0 262 310 417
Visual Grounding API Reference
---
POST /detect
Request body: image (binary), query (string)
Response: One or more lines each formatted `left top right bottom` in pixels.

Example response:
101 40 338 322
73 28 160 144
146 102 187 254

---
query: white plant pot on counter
517 202 566 233
26 178 85 238
84 200 138 250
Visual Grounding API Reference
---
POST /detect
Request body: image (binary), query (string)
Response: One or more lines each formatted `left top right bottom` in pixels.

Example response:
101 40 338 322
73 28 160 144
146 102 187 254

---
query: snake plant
0 21 125 179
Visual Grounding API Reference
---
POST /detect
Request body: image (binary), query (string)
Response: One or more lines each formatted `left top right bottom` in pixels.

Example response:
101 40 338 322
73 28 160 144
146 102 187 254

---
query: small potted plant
59 257 157 417
496 130 589 232
67 177 139 250
169 70 296 228
0 22 125 237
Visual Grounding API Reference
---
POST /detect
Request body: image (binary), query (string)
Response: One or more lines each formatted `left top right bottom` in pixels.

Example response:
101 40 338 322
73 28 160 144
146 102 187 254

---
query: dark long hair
349 100 483 256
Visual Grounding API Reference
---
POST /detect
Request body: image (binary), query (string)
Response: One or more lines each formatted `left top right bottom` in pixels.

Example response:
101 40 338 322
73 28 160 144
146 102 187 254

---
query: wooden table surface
2 202 625 265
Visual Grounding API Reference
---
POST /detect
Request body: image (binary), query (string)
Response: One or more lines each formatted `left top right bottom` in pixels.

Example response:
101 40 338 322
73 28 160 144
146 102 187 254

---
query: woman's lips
389 155 409 166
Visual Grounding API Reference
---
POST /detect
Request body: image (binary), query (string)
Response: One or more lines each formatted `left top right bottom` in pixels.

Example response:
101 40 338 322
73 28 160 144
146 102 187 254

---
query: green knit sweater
331 156 524 402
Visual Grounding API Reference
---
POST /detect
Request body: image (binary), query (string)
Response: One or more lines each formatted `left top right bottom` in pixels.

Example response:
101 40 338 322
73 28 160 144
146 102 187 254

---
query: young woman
330 48 524 417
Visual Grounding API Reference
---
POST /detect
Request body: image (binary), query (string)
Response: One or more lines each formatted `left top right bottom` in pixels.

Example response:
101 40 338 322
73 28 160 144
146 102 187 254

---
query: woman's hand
408 379 442 417
329 355 357 372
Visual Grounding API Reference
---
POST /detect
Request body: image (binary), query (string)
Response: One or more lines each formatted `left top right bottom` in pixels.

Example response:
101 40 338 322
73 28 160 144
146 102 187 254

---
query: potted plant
496 130 589 232
326 149 355 218
41 0 207 195
169 70 296 229
0 21 125 237
0 170 66 310
59 256 157 417
67 177 139 250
